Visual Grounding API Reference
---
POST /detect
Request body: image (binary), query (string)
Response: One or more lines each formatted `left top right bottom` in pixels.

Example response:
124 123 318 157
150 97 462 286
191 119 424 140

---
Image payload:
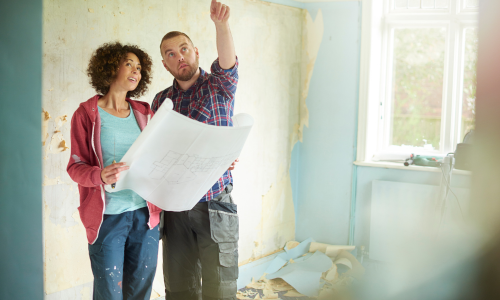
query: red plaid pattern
151 58 238 202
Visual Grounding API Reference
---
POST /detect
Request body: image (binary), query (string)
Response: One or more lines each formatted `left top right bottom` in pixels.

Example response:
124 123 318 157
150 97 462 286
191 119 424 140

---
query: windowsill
353 160 472 176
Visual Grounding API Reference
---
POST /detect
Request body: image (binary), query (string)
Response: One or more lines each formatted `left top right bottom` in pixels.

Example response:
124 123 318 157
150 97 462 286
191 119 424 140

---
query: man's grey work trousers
162 184 239 300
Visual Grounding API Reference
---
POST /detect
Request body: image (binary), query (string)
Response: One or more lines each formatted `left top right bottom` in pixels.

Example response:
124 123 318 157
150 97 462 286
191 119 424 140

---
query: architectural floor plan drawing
104 99 254 211
149 151 238 184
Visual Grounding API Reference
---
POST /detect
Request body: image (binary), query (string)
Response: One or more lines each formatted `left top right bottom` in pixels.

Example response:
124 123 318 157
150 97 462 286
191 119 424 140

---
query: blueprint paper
264 238 314 274
267 251 333 297
104 99 254 211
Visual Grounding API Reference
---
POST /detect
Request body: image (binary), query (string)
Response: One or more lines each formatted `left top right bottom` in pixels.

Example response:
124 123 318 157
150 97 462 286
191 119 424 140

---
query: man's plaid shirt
151 58 238 203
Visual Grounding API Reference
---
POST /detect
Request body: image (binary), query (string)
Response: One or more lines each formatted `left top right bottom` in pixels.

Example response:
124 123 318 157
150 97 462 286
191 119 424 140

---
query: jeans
88 207 160 300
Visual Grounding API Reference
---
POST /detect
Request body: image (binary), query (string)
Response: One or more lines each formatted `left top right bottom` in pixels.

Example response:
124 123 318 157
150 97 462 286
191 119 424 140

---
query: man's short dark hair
160 31 194 50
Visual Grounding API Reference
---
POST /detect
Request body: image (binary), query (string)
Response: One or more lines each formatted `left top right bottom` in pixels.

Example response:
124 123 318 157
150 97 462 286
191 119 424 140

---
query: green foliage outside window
461 28 478 142
389 27 478 148
391 27 446 149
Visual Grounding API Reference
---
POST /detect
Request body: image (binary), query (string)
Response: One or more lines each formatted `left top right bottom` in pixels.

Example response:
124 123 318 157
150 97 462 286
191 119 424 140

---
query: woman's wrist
100 170 106 185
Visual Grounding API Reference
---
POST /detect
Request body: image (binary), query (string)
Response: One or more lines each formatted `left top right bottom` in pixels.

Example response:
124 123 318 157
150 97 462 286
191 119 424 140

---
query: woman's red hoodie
67 95 162 244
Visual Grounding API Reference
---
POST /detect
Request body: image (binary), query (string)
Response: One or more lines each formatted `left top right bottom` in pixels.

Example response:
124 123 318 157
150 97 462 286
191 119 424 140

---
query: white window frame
356 0 478 163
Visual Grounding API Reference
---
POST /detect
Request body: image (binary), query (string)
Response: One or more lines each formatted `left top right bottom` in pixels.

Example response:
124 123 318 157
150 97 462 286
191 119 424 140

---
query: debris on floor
237 277 303 299
238 239 364 299
266 251 332 296
309 242 355 258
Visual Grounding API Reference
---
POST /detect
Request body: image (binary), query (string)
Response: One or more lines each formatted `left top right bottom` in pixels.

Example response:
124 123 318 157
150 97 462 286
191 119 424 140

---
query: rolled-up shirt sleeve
210 57 239 98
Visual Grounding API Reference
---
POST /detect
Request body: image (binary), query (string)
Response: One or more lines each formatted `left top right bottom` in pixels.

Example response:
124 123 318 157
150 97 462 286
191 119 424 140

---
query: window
357 0 478 162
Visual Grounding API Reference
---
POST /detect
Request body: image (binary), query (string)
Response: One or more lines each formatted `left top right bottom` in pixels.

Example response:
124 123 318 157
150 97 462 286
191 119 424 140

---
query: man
151 1 239 299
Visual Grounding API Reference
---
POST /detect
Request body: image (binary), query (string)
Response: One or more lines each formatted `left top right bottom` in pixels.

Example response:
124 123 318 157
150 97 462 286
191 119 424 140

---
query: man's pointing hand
210 0 230 23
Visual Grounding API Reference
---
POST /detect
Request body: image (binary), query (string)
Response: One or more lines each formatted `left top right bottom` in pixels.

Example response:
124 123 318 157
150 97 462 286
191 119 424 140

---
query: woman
67 42 162 300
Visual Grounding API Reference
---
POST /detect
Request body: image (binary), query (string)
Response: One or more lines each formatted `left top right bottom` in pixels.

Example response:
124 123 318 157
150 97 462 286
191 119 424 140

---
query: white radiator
369 180 470 262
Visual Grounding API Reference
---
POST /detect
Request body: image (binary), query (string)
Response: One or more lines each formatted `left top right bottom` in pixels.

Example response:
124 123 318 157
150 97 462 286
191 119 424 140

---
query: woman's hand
100 162 129 185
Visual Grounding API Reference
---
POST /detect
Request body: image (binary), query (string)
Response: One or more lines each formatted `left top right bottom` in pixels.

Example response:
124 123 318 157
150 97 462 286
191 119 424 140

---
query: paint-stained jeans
162 184 239 300
88 207 160 300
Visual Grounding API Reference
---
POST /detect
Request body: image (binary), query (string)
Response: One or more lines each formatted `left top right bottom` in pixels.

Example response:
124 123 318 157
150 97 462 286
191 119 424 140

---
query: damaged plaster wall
42 0 303 298
244 6 324 265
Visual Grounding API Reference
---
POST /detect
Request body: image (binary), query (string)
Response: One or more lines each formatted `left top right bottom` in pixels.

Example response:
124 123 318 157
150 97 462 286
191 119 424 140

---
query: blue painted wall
290 142 301 224
261 0 305 9
294 1 362 245
0 0 44 299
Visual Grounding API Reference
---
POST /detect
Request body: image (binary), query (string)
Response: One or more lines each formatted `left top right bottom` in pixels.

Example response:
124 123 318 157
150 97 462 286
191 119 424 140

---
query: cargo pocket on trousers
208 200 239 243
218 242 237 267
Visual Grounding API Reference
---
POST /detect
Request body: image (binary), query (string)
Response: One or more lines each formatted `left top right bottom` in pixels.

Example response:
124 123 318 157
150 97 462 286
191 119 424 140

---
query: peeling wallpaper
296 8 323 145
42 0 316 297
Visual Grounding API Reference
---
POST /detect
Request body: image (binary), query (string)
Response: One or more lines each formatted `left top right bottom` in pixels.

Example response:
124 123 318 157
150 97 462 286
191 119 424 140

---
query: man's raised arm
210 0 236 69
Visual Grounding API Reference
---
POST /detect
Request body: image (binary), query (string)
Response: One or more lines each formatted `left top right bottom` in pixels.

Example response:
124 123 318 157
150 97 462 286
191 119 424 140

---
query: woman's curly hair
87 42 153 98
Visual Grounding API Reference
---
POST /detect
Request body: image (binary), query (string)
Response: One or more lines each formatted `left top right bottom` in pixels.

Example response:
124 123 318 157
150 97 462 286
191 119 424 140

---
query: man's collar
172 68 207 92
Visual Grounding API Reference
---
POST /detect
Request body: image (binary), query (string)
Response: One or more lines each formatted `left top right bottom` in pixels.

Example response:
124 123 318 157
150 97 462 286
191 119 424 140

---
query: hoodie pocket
77 189 97 227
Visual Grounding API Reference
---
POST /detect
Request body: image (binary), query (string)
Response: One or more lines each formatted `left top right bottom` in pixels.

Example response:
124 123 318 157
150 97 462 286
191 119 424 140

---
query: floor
153 259 387 300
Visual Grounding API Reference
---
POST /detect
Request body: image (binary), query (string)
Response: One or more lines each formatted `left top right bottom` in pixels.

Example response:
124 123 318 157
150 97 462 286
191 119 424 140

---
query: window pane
466 0 479 8
390 28 447 149
422 0 436 8
409 0 420 8
435 0 449 8
461 28 478 142
393 0 449 10
395 0 408 8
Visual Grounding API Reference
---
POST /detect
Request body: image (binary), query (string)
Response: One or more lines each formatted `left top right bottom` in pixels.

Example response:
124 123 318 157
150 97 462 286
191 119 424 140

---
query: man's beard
174 59 199 82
